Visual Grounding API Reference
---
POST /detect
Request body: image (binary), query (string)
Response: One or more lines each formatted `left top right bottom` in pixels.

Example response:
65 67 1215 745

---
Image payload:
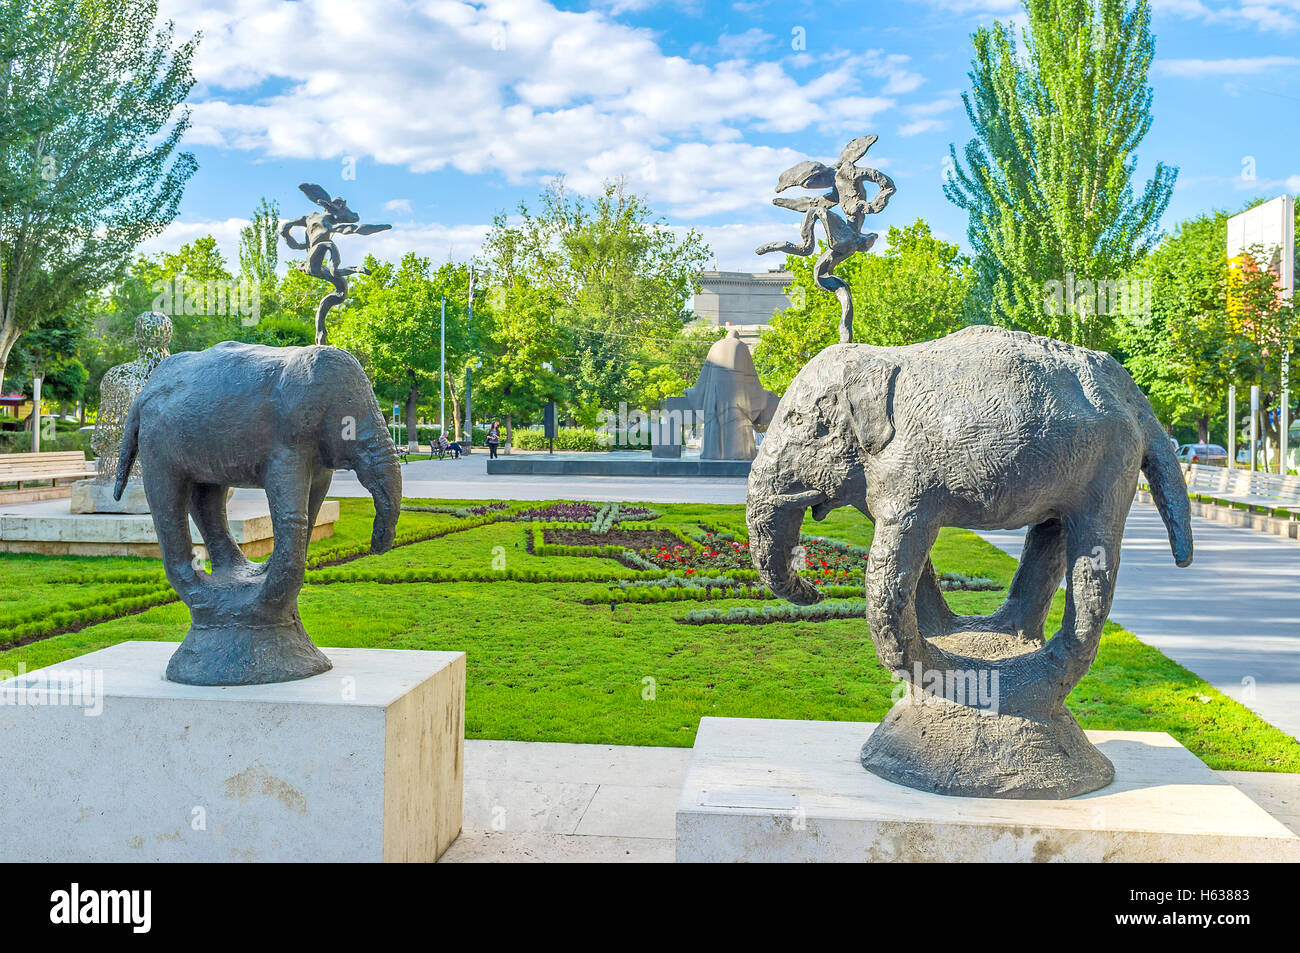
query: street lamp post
464 266 474 452
31 372 42 454
439 297 446 443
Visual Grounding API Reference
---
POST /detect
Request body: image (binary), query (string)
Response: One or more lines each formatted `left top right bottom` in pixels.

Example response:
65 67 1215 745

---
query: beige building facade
691 269 794 347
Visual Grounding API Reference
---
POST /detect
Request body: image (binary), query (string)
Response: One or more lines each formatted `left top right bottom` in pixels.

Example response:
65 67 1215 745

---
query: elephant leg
144 468 200 599
865 513 940 674
260 453 314 604
914 558 956 640
1001 518 1068 641
188 483 248 576
950 518 1067 642
306 469 333 534
1038 503 1127 711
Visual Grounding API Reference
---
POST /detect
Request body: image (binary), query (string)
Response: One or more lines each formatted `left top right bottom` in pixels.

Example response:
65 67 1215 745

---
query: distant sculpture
671 329 779 461
756 135 895 344
280 183 391 346
71 311 172 514
747 325 1194 798
115 342 402 686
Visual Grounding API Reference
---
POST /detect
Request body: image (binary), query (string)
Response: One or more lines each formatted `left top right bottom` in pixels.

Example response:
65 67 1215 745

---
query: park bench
0 451 97 504
1181 462 1300 515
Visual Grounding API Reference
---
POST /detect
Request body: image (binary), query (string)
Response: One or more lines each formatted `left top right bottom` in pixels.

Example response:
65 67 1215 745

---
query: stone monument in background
71 311 172 514
668 328 779 461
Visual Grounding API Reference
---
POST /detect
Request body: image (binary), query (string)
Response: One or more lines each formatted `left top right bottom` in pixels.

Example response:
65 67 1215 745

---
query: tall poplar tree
945 0 1175 348
0 0 198 390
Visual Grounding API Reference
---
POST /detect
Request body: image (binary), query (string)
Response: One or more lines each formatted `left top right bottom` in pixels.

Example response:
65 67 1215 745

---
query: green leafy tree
238 197 280 326
131 236 237 352
755 220 971 393
334 254 477 448
482 179 710 416
944 0 1175 347
10 304 89 410
1114 212 1231 443
0 0 198 391
1228 241 1297 463
475 280 566 445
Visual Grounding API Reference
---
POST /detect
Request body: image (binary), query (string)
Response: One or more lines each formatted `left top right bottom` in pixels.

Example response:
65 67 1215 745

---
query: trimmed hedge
391 425 488 447
511 427 611 452
680 600 869 625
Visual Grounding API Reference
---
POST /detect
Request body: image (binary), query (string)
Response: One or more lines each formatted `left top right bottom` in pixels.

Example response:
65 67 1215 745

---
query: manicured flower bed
515 501 659 522
641 532 864 583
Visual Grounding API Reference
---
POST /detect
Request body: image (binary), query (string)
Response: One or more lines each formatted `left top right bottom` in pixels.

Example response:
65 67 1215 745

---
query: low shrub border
680 600 869 625
1 585 178 646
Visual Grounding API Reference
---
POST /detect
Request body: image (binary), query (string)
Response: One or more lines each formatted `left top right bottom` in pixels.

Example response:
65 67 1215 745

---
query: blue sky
147 0 1300 272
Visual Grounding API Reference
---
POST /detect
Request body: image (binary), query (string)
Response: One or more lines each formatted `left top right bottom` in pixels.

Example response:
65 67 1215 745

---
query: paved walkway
978 502 1300 742
440 740 688 862
327 452 748 505
440 739 1300 862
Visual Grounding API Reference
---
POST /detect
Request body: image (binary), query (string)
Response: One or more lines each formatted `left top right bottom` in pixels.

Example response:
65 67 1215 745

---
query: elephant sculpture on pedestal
115 341 402 686
746 325 1193 798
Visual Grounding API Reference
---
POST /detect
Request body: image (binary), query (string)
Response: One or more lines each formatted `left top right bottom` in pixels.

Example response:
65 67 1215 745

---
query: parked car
1175 443 1227 466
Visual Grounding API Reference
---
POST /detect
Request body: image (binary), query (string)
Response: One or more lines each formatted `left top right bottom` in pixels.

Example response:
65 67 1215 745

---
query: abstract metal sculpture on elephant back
746 325 1193 798
756 135 895 344
280 183 392 345
114 342 402 685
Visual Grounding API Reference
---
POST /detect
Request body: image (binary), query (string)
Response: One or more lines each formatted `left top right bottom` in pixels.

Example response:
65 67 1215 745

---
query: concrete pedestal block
0 641 465 862
0 495 337 558
676 717 1300 862
70 479 151 514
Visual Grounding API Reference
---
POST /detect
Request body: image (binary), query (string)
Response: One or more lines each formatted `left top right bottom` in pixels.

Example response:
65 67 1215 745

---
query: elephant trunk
356 428 402 553
746 495 823 606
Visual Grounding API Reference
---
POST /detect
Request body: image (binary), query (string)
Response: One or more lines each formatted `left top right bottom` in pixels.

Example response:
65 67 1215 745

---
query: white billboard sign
1226 195 1294 300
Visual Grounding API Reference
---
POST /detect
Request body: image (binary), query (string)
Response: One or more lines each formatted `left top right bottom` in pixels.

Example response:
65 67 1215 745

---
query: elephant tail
112 401 141 502
1140 412 1193 568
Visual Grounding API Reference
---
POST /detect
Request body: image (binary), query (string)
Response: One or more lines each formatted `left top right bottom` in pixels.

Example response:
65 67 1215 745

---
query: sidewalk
439 739 1300 862
978 501 1300 742
326 451 749 505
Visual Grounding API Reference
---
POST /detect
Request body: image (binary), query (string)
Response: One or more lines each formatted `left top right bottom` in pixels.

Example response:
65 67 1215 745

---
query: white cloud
904 0 1021 15
136 218 250 265
898 118 947 137
1156 55 1300 76
913 0 1300 31
384 199 414 215
707 28 777 60
158 0 915 217
138 215 842 277
1150 0 1300 32
157 1 944 218
138 217 491 274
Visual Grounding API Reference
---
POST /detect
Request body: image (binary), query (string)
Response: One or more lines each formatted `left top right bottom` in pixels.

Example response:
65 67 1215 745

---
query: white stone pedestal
676 717 1300 862
0 641 465 862
0 493 337 558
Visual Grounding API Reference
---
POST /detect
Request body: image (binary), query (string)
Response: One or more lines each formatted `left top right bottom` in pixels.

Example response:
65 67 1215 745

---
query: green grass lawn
1 497 1297 773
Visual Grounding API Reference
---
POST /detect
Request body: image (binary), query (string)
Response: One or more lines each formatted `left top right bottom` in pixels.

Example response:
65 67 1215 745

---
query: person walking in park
487 420 501 459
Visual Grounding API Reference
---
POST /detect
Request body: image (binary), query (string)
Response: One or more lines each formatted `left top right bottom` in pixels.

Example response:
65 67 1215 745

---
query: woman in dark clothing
487 420 501 459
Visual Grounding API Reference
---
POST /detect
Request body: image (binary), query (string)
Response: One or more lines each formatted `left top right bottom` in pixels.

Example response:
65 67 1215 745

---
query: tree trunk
1196 414 1208 445
506 414 513 454
404 371 419 452
445 372 462 442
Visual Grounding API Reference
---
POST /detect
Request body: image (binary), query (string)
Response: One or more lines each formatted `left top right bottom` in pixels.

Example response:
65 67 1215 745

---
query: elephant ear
841 356 899 455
